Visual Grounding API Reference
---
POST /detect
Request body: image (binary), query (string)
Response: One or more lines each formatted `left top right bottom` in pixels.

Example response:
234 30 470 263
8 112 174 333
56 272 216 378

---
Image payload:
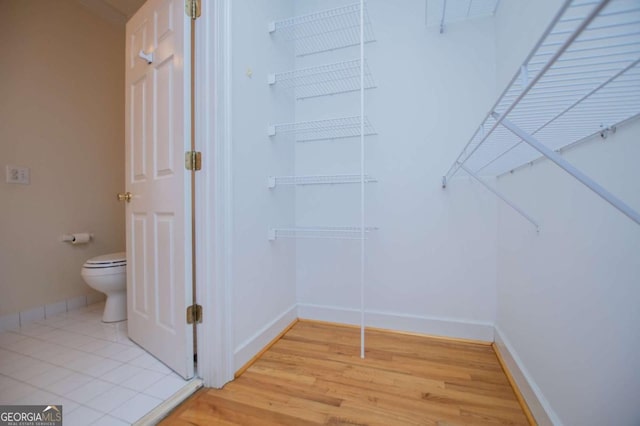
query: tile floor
0 302 189 425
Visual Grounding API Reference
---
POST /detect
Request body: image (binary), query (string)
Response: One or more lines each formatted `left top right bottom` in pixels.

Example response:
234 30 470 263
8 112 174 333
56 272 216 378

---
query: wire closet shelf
268 227 378 241
267 2 379 243
268 116 377 142
268 174 377 188
444 0 640 181
269 59 376 99
269 2 376 57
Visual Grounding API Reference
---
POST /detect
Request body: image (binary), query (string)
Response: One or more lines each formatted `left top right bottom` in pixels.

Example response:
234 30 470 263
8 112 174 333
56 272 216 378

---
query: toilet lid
84 252 126 268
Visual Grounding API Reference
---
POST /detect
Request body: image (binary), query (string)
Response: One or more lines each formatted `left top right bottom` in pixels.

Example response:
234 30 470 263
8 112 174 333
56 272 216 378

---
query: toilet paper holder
60 233 94 244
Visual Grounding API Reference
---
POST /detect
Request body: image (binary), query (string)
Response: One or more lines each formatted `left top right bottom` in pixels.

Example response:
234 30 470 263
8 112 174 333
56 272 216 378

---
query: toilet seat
83 252 126 269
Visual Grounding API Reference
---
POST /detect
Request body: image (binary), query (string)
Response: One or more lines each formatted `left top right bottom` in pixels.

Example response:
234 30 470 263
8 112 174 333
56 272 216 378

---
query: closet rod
497 114 640 226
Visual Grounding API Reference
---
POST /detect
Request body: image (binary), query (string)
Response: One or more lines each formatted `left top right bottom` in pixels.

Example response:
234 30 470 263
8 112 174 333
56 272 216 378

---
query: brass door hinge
185 0 201 19
187 304 203 324
185 151 202 171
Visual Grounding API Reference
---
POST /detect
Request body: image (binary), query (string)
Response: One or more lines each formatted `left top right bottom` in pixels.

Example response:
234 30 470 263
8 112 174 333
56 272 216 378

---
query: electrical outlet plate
6 165 30 185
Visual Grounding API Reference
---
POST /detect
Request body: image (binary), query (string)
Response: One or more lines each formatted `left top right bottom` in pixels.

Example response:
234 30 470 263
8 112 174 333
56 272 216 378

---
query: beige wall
0 0 125 316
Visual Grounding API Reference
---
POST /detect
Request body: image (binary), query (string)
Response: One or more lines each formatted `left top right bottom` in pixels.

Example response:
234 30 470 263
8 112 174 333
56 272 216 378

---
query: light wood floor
160 321 531 425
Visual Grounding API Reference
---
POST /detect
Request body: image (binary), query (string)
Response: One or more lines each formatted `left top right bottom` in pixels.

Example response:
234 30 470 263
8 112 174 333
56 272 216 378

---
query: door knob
117 192 133 203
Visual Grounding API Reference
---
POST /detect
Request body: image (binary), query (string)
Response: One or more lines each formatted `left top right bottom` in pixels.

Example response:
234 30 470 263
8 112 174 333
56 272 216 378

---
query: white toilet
81 252 127 323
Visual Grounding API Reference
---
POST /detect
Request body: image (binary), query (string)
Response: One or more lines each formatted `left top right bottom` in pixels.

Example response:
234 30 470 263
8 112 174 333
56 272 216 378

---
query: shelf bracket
439 0 448 34
599 124 616 140
495 112 640 227
459 164 539 232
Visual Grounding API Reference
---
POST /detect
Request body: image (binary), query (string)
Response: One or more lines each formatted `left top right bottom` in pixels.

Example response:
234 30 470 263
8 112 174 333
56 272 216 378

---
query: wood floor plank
160 323 531 425
193 393 321 426
444 381 518 400
237 375 343 407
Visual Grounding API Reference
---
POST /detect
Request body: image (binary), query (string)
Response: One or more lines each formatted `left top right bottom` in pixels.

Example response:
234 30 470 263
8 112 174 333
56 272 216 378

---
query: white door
124 0 194 379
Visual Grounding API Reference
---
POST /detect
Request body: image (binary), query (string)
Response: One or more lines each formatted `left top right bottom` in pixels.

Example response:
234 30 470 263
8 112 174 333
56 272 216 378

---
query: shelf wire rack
443 0 640 227
269 59 376 99
268 116 377 142
268 174 377 188
269 3 376 57
268 226 378 241
447 0 640 178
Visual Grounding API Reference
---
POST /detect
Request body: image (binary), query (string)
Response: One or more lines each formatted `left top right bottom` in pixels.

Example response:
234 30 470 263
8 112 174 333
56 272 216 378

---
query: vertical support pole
497 114 640 226
359 0 366 360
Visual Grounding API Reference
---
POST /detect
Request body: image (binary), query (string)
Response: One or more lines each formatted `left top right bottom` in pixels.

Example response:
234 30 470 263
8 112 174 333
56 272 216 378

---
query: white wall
294 0 499 340
496 120 640 426
494 1 640 425
0 0 125 319
230 0 298 369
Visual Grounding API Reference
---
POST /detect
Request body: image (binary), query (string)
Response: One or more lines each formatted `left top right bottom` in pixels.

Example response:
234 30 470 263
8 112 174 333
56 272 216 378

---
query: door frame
194 0 235 388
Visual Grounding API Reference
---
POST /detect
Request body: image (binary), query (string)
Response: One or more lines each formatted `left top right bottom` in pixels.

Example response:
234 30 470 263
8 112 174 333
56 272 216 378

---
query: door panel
131 77 147 181
155 59 174 177
131 214 148 317
155 213 175 330
125 0 194 379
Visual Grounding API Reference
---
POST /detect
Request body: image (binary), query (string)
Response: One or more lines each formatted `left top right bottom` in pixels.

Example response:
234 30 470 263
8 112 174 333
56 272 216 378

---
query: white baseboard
0 293 106 331
297 303 495 342
233 304 297 370
494 326 562 426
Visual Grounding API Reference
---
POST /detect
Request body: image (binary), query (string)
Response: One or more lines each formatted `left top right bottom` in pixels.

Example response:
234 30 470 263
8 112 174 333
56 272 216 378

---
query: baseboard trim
298 318 493 346
492 342 536 425
0 294 106 331
234 318 298 378
233 304 298 375
494 326 562 426
297 303 495 342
